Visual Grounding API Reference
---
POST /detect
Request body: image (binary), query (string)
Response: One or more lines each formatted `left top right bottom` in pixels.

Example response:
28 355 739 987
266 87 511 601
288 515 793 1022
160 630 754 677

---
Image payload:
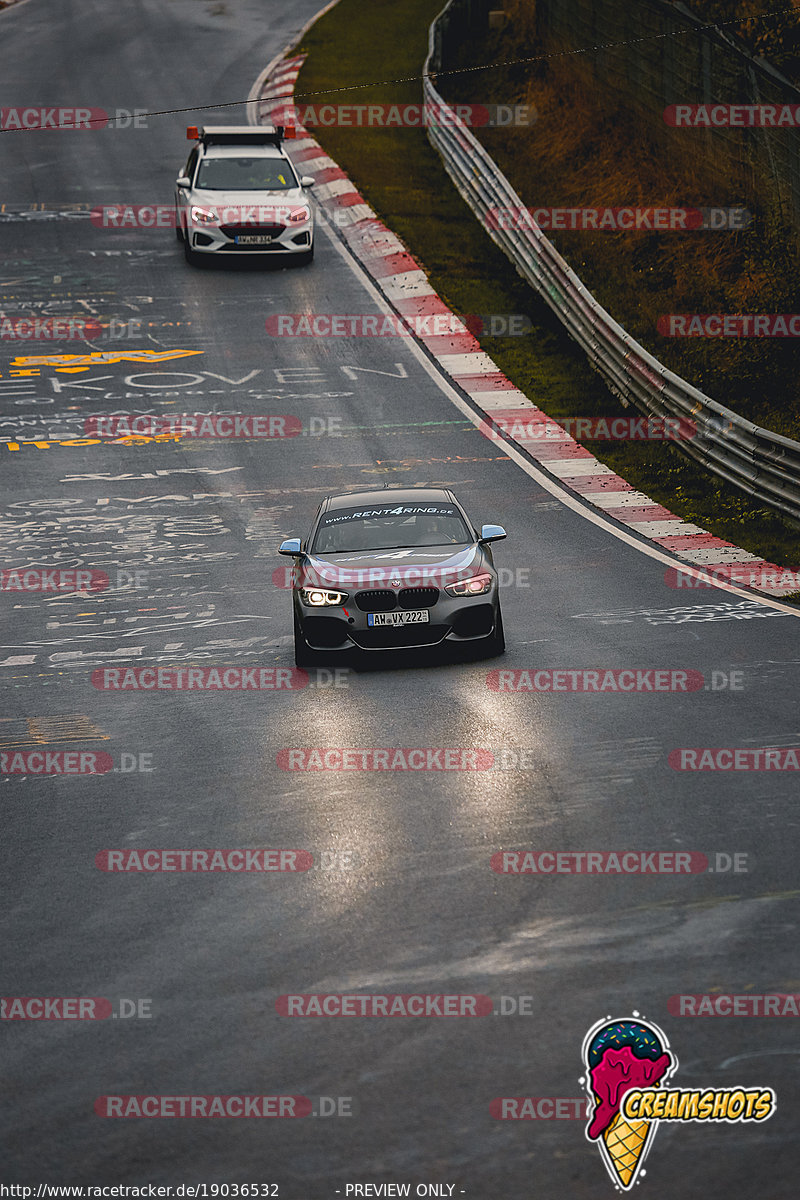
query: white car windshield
195 157 298 191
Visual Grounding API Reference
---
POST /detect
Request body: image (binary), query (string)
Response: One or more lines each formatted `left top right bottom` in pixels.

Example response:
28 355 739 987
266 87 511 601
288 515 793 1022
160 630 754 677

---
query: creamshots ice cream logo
581 1015 775 1190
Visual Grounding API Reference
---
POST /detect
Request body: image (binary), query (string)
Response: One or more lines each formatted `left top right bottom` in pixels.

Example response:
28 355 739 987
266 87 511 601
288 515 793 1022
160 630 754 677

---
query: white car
175 125 315 264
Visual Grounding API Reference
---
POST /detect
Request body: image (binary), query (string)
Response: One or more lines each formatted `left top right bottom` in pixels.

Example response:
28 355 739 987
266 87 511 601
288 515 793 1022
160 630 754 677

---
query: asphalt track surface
1 1 799 1196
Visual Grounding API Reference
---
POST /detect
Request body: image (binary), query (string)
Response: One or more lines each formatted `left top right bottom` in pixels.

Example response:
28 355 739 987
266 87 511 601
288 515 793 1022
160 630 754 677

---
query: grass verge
289 0 800 570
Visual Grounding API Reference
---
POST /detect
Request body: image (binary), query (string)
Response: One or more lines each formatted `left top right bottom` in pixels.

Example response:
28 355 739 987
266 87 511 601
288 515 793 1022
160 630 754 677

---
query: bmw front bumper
294 585 501 653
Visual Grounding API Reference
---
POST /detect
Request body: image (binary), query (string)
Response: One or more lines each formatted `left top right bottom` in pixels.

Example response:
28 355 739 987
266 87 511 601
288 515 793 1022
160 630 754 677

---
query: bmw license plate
368 610 429 627
235 235 273 245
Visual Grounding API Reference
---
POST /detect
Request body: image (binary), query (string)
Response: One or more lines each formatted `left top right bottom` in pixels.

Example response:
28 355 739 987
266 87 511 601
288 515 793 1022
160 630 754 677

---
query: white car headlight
300 587 348 607
444 573 493 597
287 205 311 224
190 205 219 225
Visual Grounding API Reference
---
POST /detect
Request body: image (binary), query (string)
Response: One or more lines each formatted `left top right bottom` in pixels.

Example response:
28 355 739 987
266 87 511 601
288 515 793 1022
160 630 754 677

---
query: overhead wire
0 4 798 132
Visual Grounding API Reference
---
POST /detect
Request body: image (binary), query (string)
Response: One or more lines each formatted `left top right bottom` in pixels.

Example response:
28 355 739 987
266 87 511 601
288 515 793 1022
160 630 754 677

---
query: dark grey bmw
278 488 507 667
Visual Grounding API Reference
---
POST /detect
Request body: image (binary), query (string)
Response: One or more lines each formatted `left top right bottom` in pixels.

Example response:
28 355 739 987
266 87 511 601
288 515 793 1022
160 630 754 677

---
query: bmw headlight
300 587 348 607
444 573 493 596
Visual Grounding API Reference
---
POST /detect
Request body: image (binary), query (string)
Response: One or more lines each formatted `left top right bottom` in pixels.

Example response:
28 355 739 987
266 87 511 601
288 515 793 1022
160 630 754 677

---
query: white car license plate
235 235 273 245
368 610 429 627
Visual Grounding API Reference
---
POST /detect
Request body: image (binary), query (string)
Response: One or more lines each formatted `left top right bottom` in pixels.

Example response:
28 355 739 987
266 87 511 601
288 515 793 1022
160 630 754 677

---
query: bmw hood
300 544 484 589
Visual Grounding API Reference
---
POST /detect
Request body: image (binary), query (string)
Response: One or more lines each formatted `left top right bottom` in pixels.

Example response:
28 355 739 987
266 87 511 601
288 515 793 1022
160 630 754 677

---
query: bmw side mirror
479 524 507 544
278 538 302 556
300 176 315 188
176 176 191 188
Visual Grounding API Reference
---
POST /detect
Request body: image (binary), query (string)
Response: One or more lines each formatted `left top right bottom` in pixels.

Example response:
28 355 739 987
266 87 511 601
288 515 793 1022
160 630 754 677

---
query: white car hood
187 187 308 215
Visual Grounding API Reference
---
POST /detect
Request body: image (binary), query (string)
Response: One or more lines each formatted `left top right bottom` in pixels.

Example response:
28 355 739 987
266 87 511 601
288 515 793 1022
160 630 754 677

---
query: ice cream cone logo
582 1015 677 1191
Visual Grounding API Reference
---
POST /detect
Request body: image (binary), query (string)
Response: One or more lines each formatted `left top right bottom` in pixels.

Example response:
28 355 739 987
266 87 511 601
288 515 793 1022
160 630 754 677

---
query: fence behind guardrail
423 0 800 522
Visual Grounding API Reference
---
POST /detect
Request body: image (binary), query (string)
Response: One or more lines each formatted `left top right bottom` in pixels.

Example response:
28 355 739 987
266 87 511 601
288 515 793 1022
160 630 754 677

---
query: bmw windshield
312 503 473 555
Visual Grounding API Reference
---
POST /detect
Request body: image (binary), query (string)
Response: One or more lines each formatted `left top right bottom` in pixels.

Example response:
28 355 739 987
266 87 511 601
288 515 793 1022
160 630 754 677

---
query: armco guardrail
423 0 800 523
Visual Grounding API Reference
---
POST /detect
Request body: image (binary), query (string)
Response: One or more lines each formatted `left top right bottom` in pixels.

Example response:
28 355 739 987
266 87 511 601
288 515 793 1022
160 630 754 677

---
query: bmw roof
323 487 458 511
